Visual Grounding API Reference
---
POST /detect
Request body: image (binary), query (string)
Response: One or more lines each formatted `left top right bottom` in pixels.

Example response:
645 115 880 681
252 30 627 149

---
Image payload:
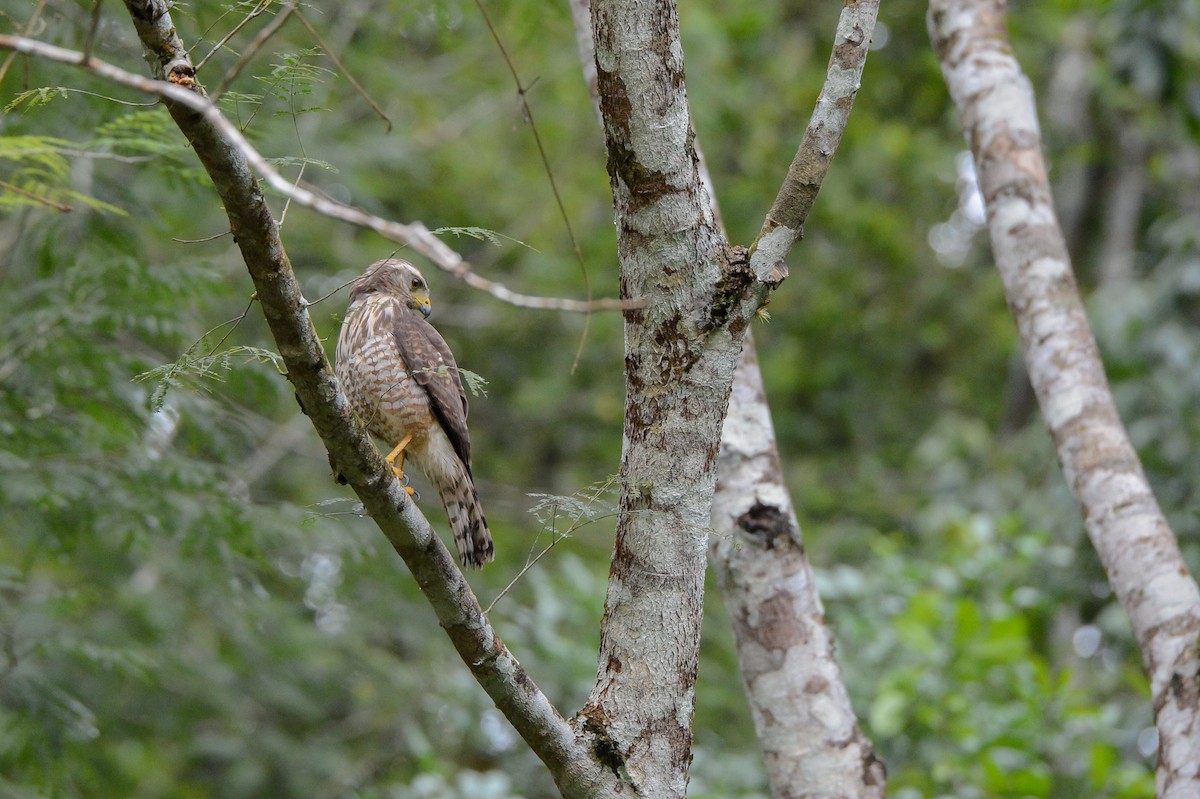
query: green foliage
432 226 538 251
1 0 1195 797
5 85 69 112
0 133 128 213
136 343 286 412
830 511 1155 798
254 49 335 118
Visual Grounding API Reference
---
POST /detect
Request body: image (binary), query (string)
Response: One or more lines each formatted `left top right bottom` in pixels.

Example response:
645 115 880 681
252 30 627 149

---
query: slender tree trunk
711 339 887 799
929 3 1200 796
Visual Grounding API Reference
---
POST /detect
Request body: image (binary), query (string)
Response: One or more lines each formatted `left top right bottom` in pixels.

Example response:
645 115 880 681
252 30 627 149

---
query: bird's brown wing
391 309 473 471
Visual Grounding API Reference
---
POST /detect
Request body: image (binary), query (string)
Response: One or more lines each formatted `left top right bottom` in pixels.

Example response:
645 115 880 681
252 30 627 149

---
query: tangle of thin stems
0 0 49 87
213 0 298 99
294 9 392 131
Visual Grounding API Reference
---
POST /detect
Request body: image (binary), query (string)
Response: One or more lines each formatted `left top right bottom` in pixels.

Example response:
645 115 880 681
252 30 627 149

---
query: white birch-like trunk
929 3 1200 796
711 338 887 799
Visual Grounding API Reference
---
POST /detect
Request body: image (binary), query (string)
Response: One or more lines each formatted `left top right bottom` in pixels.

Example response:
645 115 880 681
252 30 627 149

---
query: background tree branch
749 0 880 285
708 3 885 797
929 2 1200 796
0 29 625 314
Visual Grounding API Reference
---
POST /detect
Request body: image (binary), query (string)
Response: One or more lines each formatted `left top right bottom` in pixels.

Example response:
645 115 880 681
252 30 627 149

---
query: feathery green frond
135 345 285 411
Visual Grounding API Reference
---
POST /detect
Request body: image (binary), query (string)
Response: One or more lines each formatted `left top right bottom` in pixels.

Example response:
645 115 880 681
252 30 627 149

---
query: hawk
336 258 494 567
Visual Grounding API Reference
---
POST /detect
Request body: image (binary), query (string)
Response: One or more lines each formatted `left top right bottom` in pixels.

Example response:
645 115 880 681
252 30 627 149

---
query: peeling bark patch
755 593 807 650
595 63 681 215
705 245 752 332
651 311 701 382
166 61 197 89
578 704 625 778
835 25 867 63
736 500 795 549
597 62 681 211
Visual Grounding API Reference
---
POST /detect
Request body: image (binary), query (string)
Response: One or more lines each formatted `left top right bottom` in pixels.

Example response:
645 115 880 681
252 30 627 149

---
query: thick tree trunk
929 3 1200 796
582 6 725 791
571 2 884 794
579 1 775 794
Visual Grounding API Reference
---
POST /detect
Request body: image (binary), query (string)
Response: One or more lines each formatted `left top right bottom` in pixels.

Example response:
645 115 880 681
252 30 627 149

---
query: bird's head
349 258 432 318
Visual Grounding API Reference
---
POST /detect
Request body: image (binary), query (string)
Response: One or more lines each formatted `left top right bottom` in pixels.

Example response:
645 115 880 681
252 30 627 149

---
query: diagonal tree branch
0 4 626 795
928 3 1200 797
0 31 628 314
748 0 880 284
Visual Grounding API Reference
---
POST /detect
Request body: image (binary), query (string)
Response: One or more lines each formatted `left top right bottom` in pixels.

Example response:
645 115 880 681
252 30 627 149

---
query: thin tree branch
194 0 271 73
81 0 104 64
470 0 593 369
749 0 879 284
0 33 632 314
0 0 49 88
929 4 1200 798
0 178 74 212
2 3 626 794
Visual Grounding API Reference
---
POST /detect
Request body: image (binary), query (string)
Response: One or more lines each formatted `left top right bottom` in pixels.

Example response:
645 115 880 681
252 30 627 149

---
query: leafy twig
485 476 619 613
213 0 298 99
0 178 72 212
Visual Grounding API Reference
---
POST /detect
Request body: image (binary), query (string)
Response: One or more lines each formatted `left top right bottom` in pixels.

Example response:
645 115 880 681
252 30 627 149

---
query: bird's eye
411 278 422 290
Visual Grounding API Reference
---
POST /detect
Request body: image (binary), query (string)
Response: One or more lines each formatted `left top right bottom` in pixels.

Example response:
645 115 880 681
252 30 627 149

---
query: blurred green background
1 0 1197 796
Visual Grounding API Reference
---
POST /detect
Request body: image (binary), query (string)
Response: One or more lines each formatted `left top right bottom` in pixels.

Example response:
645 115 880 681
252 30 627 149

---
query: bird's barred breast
337 309 435 448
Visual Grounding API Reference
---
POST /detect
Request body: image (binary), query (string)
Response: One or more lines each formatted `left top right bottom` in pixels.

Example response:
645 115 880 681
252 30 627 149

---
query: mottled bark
568 0 883 793
709 3 886 796
928 3 1200 796
581 0 780 794
711 343 886 799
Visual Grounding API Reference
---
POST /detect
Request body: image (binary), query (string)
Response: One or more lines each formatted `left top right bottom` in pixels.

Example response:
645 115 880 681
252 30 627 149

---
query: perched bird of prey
336 258 494 567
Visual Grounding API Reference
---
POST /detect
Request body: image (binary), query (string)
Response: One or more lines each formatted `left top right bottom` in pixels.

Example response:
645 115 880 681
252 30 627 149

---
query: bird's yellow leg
385 434 416 496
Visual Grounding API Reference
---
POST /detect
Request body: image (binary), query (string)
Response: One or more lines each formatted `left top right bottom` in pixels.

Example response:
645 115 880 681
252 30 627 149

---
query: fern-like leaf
134 345 285 411
432 226 538 251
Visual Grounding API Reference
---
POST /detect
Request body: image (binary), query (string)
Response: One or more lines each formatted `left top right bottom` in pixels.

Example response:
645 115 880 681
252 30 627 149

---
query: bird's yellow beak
418 296 432 318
